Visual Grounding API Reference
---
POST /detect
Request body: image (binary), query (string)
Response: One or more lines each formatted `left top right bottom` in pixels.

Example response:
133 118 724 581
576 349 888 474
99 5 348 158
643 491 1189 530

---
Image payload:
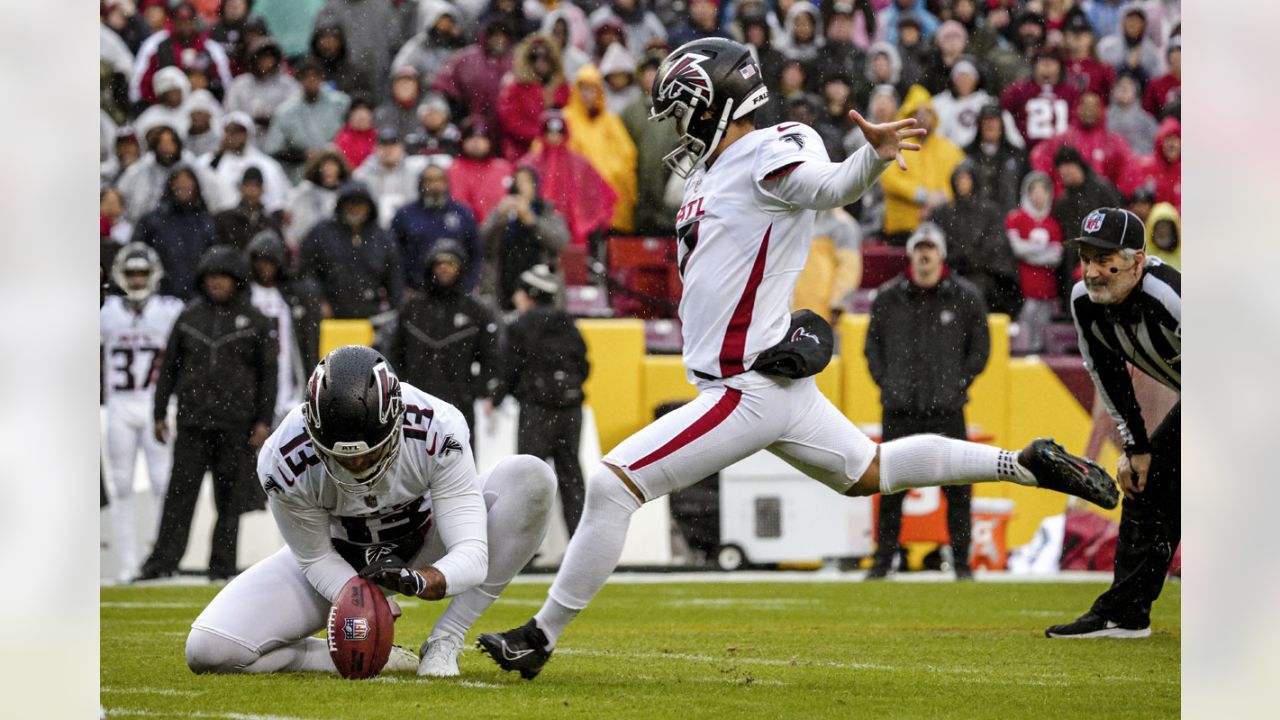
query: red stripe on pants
719 224 772 376
628 388 744 471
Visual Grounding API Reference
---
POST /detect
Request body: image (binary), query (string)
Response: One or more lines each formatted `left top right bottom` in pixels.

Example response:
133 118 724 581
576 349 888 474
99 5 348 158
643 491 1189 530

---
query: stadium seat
644 318 683 354
565 285 614 318
859 243 908 289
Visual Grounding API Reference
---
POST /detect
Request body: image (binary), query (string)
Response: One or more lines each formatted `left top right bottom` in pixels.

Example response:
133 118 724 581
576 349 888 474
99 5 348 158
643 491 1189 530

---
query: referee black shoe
1019 439 1120 509
1045 612 1151 639
477 619 553 680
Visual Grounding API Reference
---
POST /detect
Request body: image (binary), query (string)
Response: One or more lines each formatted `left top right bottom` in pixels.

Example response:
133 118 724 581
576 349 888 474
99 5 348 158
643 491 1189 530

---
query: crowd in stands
100 0 1182 353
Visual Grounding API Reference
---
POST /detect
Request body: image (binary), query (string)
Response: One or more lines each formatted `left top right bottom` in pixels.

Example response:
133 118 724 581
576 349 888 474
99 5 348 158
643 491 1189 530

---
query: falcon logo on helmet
649 38 771 178
302 346 406 494
656 52 714 106
373 362 401 426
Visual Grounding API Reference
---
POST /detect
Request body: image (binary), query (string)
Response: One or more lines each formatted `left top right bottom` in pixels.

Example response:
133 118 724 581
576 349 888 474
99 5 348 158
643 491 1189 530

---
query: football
327 576 395 679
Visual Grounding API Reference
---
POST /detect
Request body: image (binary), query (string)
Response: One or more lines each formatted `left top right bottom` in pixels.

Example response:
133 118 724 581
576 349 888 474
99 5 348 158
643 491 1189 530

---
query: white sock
537 465 642 647
434 455 555 641
533 599 579 649
879 435 1035 495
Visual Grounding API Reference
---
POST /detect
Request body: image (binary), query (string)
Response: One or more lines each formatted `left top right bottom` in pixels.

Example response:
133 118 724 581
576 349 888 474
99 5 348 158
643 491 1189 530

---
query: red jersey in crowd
1005 204 1063 301
1132 118 1181 211
1143 73 1181 117
1029 104 1136 196
1065 56 1116 99
497 81 571 161
334 125 376 170
1000 79 1081 149
448 154 516 224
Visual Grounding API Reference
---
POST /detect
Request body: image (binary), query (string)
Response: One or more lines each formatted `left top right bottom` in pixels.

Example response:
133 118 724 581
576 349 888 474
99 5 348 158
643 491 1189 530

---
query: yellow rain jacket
880 84 965 237
563 64 638 232
1144 202 1181 270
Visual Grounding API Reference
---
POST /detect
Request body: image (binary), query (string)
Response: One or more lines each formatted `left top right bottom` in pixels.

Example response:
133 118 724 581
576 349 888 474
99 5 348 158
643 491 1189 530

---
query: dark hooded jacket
929 161 1023 316
1051 144 1123 306
215 194 281 252
245 230 325 376
388 239 501 428
963 105 1027 213
865 270 990 415
153 245 278 431
390 176 482 292
132 165 219 299
499 303 589 409
299 180 404 318
310 21 378 103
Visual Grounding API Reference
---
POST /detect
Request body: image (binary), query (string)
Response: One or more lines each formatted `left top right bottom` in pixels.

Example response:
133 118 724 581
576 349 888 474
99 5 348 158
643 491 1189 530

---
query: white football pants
104 397 173 582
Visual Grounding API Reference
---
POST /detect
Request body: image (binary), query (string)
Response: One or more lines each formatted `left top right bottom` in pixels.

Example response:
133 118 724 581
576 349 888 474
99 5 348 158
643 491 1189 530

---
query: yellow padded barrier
319 319 375 357
577 318 646 455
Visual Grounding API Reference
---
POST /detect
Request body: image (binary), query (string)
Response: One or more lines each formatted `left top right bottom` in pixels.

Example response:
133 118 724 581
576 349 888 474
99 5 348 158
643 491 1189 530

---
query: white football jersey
99 295 185 404
257 383 485 601
674 122 830 381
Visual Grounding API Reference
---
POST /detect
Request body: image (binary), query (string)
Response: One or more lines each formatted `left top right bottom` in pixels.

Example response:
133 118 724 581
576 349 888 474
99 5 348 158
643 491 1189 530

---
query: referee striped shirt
1070 258 1180 454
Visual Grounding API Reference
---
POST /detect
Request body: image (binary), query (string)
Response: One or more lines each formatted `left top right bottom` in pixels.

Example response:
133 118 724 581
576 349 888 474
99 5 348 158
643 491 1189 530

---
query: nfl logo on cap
1083 210 1105 233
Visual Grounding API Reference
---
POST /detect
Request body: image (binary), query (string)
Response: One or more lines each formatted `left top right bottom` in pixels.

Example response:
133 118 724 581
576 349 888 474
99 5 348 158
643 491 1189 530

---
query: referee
1047 208 1180 638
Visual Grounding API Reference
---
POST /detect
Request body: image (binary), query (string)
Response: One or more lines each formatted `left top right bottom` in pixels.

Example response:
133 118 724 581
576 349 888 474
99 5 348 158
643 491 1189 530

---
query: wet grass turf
101 579 1179 719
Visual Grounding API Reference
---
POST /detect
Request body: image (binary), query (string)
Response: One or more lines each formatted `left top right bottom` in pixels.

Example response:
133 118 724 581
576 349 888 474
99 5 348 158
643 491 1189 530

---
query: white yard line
101 688 202 697
105 710 311 720
661 598 821 608
508 570 1117 585
369 676 503 689
556 648 1177 686
101 602 206 609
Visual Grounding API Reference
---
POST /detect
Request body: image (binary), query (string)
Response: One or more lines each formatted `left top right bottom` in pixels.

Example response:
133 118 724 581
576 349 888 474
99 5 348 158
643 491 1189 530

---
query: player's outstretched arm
848 111 926 171
762 116 926 211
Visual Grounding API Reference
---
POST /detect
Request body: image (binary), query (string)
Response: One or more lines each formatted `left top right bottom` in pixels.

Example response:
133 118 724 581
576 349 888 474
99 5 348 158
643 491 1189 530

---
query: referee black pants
141 426 248 578
517 403 585 537
1091 402 1181 626
873 409 972 568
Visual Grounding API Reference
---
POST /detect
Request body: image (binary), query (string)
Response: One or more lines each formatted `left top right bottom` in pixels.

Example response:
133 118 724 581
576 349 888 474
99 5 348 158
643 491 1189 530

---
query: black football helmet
649 38 770 177
302 345 405 494
111 242 164 303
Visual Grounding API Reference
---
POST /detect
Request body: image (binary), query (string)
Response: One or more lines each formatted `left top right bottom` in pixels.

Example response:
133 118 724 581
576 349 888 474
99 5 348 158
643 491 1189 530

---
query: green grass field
101 578 1179 719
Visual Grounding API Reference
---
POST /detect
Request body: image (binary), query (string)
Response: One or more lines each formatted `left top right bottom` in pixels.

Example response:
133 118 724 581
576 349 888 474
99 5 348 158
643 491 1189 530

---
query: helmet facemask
111 244 164 304
308 412 404 495
651 96 736 178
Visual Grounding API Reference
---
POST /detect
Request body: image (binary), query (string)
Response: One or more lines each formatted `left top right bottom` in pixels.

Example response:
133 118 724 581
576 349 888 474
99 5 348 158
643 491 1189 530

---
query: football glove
358 556 427 598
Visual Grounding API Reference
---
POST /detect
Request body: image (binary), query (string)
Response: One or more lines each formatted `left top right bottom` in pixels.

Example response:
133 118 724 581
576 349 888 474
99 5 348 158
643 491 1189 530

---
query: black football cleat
477 619 553 680
1045 611 1151 639
1018 439 1120 509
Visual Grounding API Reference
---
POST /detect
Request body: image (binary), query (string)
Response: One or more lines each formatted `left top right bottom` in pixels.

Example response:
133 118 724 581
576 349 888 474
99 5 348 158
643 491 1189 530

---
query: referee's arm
1071 288 1151 454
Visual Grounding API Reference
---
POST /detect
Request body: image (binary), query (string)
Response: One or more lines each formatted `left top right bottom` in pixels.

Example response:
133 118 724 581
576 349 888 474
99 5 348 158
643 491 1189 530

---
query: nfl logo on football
343 617 369 641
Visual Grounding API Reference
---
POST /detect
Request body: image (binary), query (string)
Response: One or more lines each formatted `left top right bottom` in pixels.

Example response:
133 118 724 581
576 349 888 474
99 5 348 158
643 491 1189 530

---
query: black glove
358 556 427 598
